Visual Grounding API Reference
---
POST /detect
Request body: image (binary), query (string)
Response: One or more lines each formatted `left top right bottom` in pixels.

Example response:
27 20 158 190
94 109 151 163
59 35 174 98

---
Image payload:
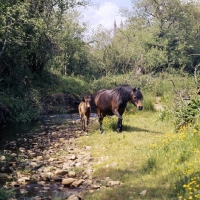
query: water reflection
0 113 97 148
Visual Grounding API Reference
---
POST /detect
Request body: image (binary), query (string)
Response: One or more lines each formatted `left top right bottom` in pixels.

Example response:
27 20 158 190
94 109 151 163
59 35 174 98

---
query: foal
78 95 91 131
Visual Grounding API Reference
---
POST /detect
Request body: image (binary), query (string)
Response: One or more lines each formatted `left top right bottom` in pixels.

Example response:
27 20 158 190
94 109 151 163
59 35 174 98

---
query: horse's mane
111 84 133 100
111 84 143 100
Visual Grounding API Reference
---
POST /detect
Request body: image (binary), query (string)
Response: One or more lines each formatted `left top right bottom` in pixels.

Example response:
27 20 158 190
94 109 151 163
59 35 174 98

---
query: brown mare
78 95 91 131
93 84 143 134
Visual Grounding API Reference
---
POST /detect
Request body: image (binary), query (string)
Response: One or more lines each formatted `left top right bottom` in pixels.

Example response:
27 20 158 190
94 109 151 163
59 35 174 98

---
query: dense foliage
174 96 200 130
1 0 200 123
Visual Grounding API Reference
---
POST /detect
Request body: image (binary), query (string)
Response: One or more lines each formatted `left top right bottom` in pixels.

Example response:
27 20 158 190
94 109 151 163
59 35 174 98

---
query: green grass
76 107 200 200
77 111 176 200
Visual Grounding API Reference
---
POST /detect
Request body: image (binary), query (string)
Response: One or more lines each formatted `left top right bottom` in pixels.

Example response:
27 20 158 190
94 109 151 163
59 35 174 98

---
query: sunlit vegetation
76 110 200 199
1 0 200 124
147 126 200 199
1 0 200 199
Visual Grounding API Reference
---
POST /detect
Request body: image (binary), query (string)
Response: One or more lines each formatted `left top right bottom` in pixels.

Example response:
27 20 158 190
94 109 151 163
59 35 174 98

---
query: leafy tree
128 0 200 72
0 0 89 123
49 10 93 79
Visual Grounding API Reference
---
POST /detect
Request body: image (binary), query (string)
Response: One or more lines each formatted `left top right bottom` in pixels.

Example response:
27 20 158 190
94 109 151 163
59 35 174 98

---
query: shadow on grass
123 125 156 133
108 122 161 134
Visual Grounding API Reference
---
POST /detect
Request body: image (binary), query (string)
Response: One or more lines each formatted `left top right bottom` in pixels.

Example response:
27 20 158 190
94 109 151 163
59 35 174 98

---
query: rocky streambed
0 115 121 200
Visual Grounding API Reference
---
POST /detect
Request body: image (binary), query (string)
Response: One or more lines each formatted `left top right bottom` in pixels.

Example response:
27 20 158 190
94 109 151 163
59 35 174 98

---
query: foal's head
130 88 143 110
82 95 91 111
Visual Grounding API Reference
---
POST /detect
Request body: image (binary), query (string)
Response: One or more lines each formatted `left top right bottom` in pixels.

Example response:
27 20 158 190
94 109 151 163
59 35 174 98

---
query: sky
79 0 134 30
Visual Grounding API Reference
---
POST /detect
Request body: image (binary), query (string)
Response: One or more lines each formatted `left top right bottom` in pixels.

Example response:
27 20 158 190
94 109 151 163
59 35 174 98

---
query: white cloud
80 2 126 30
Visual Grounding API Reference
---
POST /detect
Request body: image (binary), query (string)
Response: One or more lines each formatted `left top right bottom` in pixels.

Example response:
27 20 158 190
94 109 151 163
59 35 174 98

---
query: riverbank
0 114 120 200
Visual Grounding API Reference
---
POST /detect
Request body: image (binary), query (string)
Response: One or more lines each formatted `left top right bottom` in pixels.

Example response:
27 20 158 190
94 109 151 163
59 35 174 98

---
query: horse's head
82 95 92 111
130 88 143 110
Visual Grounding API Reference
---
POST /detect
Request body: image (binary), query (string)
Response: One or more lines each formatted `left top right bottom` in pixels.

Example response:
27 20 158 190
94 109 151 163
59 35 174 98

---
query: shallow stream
0 113 98 199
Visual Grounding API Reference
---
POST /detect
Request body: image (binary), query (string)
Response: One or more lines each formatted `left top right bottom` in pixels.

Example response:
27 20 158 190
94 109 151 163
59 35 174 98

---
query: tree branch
0 31 8 58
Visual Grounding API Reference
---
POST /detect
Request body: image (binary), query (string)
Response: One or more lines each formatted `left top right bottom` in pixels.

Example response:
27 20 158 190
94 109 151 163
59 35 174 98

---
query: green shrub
143 96 156 111
6 90 42 123
174 96 200 130
0 188 15 200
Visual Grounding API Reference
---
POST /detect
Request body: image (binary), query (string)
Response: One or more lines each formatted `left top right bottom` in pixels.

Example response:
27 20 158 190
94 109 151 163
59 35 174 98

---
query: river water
0 114 79 147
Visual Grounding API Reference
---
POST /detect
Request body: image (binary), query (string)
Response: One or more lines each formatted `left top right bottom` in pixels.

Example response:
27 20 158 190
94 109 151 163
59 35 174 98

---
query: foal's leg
96 109 104 134
80 117 83 131
113 108 123 133
83 115 87 131
117 118 123 133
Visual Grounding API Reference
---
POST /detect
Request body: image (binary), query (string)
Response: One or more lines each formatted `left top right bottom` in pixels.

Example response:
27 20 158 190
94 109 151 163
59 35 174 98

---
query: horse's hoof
116 128 122 133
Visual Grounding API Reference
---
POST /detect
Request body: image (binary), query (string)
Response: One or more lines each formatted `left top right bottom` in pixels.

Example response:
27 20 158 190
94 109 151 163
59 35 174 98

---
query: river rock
48 157 56 162
75 162 82 167
62 162 70 169
20 188 28 194
11 181 20 187
69 155 76 160
0 156 6 161
85 168 93 175
1 167 5 171
139 189 147 196
10 153 18 158
91 184 101 189
17 176 30 184
67 195 80 200
27 150 36 157
40 173 47 181
71 179 84 187
33 196 42 200
106 181 121 187
68 171 76 177
43 186 50 190
29 162 38 168
55 169 68 176
37 181 46 186
45 172 54 179
62 178 75 186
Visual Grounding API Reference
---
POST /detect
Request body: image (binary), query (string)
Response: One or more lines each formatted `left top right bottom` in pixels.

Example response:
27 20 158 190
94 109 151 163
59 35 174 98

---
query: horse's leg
117 118 122 133
96 109 104 134
113 109 122 120
99 113 104 134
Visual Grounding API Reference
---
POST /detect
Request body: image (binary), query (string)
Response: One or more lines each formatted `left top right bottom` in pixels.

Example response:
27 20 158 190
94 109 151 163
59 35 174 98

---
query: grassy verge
77 108 200 200
77 111 175 200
